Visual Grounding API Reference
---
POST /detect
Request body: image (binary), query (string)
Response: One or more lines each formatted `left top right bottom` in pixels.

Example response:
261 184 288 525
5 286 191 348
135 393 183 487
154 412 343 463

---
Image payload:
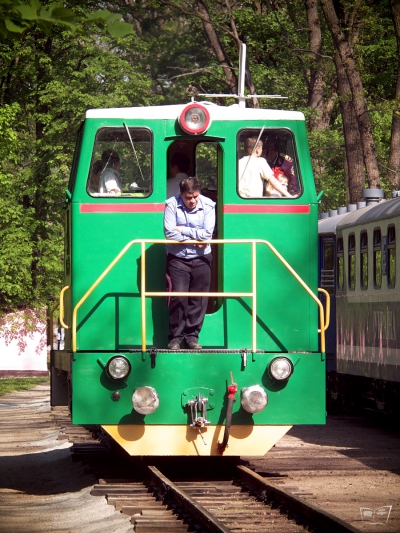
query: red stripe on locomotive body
223 204 310 214
80 203 165 213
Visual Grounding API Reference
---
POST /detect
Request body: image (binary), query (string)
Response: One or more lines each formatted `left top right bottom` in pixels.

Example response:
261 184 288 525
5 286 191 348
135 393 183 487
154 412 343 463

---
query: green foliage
0 377 49 396
0 6 157 313
0 0 399 314
370 107 396 192
0 104 34 308
196 143 218 190
0 0 133 39
308 127 349 212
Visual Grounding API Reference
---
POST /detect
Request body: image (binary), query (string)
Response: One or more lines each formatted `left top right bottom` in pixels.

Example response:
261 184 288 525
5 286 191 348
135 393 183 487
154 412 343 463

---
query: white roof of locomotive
85 102 305 122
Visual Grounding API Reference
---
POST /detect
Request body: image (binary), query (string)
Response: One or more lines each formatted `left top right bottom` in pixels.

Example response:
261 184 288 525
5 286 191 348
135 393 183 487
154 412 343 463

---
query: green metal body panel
71 351 325 425
72 205 168 350
55 104 326 429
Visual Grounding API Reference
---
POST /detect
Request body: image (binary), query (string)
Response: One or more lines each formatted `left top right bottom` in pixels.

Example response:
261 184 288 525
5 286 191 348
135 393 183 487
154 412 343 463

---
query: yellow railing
69 239 328 353
59 285 71 329
317 288 330 333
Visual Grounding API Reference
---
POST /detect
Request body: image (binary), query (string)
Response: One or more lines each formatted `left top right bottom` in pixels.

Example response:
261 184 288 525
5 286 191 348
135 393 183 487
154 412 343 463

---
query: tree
1 0 400 318
0 103 36 309
320 0 381 190
305 0 336 131
388 0 400 188
0 0 133 40
0 3 157 314
195 0 238 94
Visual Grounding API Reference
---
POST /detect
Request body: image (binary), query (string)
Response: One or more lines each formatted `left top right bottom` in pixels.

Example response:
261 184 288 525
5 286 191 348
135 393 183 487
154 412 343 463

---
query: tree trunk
320 0 381 189
195 0 237 94
225 0 259 107
31 34 52 291
304 0 337 131
334 51 365 203
388 0 400 189
305 0 325 130
1 56 20 105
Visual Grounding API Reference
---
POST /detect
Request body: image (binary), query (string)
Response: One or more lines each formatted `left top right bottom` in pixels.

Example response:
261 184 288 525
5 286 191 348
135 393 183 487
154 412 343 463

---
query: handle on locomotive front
317 288 330 333
59 285 71 330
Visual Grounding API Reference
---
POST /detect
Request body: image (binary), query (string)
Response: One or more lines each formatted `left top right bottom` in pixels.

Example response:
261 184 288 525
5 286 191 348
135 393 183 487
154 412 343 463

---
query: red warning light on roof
178 103 211 135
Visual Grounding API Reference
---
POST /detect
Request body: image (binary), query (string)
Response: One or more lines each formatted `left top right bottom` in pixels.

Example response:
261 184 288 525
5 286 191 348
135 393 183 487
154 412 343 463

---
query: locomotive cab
51 99 327 456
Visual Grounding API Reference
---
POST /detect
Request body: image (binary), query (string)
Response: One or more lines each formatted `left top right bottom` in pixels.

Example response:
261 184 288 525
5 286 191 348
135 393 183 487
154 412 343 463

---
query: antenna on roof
198 42 287 106
237 42 246 108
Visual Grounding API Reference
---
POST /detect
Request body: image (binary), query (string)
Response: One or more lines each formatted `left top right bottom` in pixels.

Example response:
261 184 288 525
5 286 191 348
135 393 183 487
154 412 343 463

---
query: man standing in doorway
164 177 215 350
167 152 190 197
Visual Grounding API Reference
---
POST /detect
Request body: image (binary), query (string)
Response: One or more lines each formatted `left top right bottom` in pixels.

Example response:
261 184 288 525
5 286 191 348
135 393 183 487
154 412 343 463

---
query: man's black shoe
187 341 202 350
168 341 181 350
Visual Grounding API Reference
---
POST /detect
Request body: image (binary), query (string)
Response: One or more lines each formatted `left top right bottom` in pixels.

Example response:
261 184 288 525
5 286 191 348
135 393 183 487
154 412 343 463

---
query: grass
0 377 50 397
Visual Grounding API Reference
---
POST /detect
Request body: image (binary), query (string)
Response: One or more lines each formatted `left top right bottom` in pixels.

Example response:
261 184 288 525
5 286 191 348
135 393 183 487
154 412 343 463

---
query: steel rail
236 465 362 533
147 465 232 533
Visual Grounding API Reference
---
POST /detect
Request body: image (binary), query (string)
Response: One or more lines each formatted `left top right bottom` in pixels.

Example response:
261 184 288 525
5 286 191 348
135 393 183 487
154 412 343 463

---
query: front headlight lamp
241 385 268 413
269 357 294 381
132 386 159 415
106 356 131 381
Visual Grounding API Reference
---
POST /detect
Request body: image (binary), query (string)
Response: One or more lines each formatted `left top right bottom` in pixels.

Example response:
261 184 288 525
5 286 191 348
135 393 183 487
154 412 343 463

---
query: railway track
87 462 362 533
59 414 362 533
5 384 399 533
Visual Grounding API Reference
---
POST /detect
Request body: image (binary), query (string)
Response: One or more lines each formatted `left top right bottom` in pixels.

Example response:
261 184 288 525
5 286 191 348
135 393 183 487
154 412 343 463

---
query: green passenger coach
51 95 327 456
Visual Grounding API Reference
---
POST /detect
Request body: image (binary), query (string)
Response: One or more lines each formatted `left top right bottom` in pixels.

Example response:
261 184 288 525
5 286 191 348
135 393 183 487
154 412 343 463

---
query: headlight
269 357 293 381
178 103 211 135
241 385 268 413
106 356 131 381
132 386 159 415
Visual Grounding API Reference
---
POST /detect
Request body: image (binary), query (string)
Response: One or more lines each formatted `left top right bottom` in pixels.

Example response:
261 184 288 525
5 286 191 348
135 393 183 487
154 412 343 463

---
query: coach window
336 237 344 292
237 129 301 198
348 234 356 290
387 225 396 288
360 231 368 290
87 127 152 197
373 228 382 289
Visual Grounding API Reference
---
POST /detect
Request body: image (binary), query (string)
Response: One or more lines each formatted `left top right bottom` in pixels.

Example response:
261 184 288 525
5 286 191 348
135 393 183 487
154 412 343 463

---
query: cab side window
237 129 301 199
87 127 152 197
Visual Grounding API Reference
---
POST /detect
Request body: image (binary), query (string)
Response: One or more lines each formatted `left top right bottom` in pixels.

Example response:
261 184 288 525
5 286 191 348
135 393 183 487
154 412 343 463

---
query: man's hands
176 225 206 247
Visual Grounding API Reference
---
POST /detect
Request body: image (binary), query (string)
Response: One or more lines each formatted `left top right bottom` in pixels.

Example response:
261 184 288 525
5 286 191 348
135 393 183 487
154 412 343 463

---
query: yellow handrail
71 239 326 353
59 285 71 329
317 288 331 332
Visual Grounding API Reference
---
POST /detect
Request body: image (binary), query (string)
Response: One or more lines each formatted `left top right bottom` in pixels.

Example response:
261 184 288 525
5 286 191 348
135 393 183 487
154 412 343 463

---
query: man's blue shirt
164 194 216 258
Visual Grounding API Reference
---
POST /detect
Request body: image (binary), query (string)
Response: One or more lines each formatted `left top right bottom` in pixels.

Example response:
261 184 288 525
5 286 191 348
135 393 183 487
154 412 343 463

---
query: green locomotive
51 82 327 456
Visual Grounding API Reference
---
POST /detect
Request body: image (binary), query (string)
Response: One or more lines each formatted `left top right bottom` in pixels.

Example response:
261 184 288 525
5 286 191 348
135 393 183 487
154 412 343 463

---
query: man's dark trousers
167 253 212 345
